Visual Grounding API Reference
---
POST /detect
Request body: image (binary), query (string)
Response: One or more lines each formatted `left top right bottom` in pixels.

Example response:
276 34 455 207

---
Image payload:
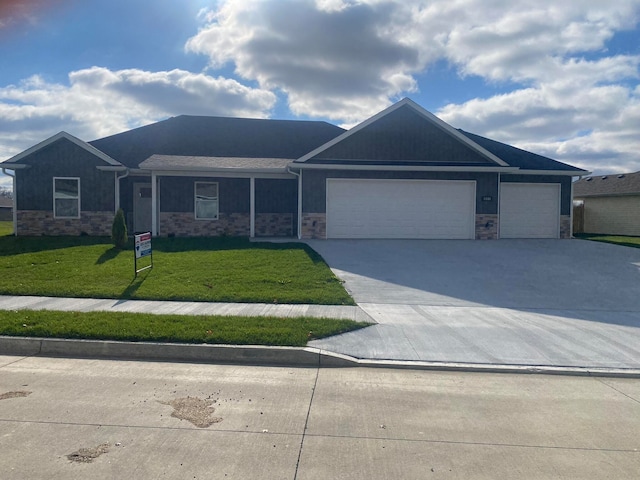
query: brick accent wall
560 215 571 239
17 210 113 236
160 212 250 237
255 213 293 237
475 214 498 240
300 213 326 239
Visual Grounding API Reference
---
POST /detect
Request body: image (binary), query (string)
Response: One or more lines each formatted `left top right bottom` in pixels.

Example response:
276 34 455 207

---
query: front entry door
133 183 152 233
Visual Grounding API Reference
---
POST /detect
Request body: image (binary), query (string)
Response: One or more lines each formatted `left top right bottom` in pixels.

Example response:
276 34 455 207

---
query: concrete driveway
307 239 640 369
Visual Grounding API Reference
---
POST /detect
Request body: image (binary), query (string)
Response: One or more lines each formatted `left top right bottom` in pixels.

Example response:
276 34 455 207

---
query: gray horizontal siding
255 179 297 213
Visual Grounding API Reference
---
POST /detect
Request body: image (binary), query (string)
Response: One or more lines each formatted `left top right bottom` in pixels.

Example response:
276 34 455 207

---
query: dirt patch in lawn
160 396 223 428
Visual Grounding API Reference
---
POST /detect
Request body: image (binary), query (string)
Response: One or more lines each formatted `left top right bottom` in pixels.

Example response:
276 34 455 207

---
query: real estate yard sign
134 232 153 276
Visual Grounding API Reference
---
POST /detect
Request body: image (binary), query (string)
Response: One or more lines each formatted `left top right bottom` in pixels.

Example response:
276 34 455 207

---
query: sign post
134 232 153 276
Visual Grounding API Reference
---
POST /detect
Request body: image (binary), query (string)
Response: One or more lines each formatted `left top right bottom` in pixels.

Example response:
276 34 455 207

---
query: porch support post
11 171 17 237
569 178 574 238
250 176 255 238
297 170 302 239
151 172 157 237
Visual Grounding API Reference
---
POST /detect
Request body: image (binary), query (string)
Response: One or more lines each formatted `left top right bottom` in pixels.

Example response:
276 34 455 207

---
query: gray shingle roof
574 171 640 197
458 131 587 172
89 115 345 169
140 155 292 172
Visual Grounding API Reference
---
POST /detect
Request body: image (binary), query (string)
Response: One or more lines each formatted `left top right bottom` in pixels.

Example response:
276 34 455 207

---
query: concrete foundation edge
1 336 639 378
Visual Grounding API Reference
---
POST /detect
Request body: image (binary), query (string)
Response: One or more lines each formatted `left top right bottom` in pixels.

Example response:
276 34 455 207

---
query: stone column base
475 214 498 240
300 213 326 239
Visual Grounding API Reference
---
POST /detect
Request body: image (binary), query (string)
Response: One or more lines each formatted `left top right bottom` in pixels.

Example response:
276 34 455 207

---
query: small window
195 182 219 220
53 177 80 218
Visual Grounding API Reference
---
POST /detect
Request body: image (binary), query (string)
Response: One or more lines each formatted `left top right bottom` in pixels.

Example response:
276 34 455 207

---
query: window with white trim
53 177 80 218
194 182 219 220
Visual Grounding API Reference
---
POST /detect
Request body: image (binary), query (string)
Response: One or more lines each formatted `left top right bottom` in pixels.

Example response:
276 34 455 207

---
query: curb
2 336 640 378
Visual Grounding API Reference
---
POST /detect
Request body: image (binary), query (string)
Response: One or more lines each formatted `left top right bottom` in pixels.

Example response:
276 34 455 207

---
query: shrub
111 209 128 249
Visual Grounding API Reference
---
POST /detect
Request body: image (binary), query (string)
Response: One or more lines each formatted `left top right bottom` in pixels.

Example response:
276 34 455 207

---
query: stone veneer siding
475 214 499 240
160 212 250 237
560 215 571 239
17 210 113 236
301 213 326 239
255 213 293 237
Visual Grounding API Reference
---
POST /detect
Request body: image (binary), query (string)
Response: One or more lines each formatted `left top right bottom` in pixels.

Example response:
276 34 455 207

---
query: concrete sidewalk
0 294 371 322
2 293 640 376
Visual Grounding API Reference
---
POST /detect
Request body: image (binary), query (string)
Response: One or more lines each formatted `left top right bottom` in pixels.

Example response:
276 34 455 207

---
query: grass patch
0 309 369 346
0 221 13 236
575 233 640 249
0 236 354 305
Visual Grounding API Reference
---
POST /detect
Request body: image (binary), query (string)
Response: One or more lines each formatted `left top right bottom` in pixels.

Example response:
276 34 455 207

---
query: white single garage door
326 179 476 239
499 183 560 238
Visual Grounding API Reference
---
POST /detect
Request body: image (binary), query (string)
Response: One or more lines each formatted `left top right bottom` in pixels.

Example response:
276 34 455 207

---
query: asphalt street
1 355 639 479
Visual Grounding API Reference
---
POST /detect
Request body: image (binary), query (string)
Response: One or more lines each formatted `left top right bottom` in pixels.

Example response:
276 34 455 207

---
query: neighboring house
1 98 588 240
573 172 640 236
0 195 12 221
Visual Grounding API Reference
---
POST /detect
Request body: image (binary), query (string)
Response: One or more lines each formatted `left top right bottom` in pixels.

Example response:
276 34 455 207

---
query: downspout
287 167 302 239
250 177 255 238
2 168 16 236
115 169 129 213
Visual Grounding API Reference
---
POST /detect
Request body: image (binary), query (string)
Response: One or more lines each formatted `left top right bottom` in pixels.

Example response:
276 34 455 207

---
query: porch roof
139 155 293 174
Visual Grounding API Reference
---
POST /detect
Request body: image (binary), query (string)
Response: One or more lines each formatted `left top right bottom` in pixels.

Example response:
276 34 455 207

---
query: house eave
0 163 30 170
574 192 640 199
295 98 510 167
503 169 591 176
5 131 122 167
148 168 295 179
96 165 128 172
288 163 519 173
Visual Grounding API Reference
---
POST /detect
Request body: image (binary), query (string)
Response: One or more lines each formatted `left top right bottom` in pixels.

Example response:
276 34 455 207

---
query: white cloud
184 0 640 172
0 67 276 162
186 0 421 124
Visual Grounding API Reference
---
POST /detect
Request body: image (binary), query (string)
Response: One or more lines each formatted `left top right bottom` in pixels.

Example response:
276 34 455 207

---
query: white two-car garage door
499 183 560 238
326 179 476 239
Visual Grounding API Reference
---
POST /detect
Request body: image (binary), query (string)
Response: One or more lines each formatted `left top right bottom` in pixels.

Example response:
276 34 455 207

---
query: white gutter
115 169 129 213
292 163 519 172
2 168 17 236
287 167 302 239
504 169 591 176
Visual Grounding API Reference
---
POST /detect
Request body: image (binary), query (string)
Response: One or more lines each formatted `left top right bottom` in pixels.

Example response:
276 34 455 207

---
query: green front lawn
575 234 640 249
0 309 368 346
0 221 12 236
0 236 354 305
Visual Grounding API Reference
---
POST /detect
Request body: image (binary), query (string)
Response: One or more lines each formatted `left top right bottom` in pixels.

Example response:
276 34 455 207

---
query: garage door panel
327 179 476 239
500 183 560 238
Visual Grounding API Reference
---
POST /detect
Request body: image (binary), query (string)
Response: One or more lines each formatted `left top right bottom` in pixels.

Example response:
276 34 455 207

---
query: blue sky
2 0 640 190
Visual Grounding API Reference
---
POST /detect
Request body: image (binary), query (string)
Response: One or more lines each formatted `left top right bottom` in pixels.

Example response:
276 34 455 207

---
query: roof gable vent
601 176 608 180
585 177 592 181
618 174 626 178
